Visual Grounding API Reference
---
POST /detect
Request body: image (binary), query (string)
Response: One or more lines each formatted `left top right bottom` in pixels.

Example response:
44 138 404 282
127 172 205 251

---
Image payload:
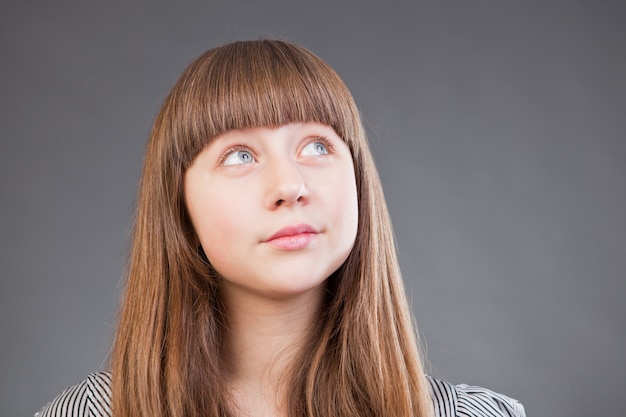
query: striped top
36 372 525 417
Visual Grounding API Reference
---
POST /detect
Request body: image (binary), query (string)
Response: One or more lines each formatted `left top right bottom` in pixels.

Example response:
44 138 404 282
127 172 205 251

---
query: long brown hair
111 40 433 417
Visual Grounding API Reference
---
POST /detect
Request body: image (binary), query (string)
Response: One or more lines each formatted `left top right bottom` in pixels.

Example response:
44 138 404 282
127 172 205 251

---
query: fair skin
184 122 359 416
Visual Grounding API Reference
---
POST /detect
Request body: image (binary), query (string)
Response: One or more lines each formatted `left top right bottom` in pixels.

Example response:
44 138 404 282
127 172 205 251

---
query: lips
265 224 319 250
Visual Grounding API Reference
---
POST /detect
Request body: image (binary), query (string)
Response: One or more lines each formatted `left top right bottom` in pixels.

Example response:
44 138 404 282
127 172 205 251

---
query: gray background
2 1 625 416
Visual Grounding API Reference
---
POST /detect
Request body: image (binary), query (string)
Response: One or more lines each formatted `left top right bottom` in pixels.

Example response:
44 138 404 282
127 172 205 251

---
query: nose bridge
264 153 308 208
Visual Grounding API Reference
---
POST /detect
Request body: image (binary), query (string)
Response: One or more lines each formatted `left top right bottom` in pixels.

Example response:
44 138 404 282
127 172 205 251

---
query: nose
264 159 310 209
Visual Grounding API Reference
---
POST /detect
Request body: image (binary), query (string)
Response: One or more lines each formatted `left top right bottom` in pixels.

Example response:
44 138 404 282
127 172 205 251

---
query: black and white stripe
36 372 525 417
36 373 111 417
428 376 526 417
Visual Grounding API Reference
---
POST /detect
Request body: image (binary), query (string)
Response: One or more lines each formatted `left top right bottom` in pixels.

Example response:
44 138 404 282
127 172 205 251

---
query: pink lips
265 224 319 250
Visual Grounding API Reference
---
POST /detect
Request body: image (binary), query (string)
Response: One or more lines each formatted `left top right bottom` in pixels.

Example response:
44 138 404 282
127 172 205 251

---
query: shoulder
427 376 526 417
35 372 112 417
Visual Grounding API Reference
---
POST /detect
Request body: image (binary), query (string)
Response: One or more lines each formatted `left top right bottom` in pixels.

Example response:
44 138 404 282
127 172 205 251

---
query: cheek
193 207 241 275
344 180 360 243
187 184 240 255
325 167 359 245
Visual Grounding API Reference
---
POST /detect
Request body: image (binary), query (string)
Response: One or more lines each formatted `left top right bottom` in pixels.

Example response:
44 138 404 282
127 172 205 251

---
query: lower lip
266 232 317 250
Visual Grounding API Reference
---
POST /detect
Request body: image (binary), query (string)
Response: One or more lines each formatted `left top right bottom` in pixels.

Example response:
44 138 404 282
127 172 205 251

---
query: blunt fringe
111 39 433 417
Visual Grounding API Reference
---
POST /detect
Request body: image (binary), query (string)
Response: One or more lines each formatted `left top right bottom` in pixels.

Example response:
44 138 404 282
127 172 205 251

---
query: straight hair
111 39 433 417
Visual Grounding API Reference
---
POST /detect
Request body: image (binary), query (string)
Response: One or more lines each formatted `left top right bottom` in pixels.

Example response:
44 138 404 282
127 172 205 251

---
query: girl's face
184 122 358 302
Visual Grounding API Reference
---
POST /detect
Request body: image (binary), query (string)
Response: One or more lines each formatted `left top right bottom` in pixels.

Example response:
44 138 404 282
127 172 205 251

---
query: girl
37 40 525 417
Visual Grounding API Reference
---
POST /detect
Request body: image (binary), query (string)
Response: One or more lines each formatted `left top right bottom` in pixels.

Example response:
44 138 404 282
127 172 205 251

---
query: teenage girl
37 40 525 417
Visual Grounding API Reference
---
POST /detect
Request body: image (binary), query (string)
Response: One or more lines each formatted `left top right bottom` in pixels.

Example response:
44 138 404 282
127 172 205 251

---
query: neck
221 285 324 416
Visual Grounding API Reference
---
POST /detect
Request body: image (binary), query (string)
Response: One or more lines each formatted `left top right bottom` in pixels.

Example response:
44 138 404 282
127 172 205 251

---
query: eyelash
306 135 335 155
217 135 336 166
217 144 253 166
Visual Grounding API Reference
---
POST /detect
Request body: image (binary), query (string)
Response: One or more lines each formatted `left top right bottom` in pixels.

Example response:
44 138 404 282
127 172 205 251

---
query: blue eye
302 141 329 156
223 149 254 166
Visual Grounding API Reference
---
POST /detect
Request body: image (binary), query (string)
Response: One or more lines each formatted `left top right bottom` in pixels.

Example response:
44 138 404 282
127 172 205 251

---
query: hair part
111 39 433 417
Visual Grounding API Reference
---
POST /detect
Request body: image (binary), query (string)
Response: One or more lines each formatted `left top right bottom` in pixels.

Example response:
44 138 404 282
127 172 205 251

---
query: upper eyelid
301 135 335 153
217 144 255 166
216 134 336 165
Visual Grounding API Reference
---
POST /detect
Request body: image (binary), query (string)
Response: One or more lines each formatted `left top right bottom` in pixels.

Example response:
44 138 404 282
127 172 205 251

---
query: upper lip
265 224 318 241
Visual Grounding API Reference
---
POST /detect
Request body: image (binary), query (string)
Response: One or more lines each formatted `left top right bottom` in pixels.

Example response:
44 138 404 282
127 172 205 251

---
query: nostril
276 199 284 206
